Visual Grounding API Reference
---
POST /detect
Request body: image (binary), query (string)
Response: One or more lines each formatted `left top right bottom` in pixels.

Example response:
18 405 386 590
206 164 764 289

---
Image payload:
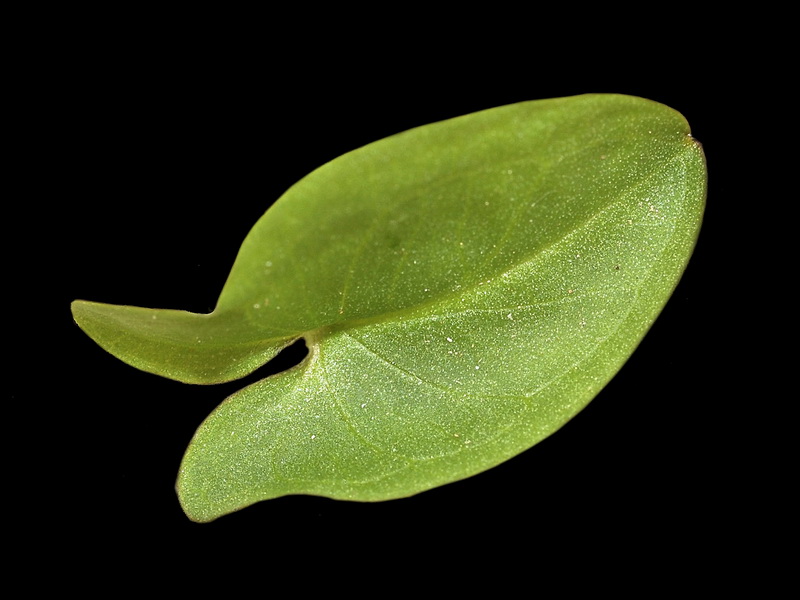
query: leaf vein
342 331 459 396
316 349 408 460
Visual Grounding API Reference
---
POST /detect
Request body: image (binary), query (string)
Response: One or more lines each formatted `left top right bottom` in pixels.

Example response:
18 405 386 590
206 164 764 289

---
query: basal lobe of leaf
70 300 302 384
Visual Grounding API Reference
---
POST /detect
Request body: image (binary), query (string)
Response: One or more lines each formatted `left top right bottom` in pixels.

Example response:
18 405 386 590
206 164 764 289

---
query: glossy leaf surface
72 94 706 521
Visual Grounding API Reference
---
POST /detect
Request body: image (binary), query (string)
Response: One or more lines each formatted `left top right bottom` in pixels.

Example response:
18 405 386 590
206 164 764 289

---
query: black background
14 11 766 578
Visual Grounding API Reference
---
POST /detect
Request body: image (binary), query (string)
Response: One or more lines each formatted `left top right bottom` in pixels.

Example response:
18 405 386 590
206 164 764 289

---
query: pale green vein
342 331 459 396
336 200 397 317
316 354 392 457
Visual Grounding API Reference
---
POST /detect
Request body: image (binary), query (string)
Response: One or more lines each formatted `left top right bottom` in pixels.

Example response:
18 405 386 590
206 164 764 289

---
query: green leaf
72 94 706 522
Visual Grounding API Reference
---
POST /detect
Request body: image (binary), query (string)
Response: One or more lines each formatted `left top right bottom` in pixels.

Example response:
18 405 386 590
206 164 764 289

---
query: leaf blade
72 94 705 520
